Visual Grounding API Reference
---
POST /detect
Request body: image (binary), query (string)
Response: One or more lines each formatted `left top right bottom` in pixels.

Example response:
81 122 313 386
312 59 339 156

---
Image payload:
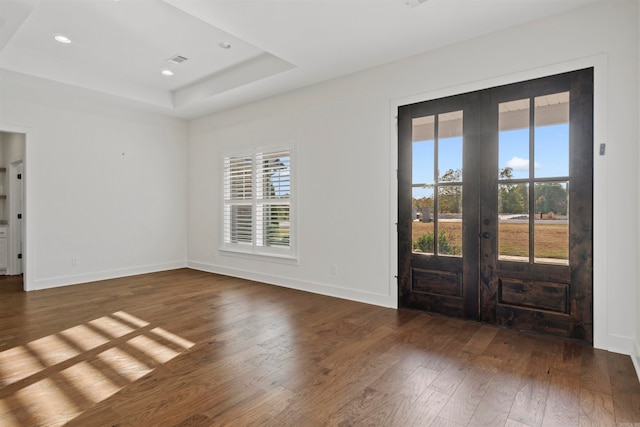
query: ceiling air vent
167 55 188 65
404 0 429 7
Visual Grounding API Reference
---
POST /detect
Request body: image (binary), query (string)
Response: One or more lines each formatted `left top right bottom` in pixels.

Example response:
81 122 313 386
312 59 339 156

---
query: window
222 148 294 258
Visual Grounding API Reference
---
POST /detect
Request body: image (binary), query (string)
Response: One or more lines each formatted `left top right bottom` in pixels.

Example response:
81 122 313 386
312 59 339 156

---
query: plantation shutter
256 150 291 248
223 156 253 244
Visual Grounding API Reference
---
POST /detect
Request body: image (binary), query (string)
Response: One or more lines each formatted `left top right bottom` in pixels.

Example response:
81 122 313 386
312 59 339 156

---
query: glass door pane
533 92 570 264
498 183 529 261
411 116 435 254
535 92 569 179
411 111 463 257
534 181 569 264
498 98 530 262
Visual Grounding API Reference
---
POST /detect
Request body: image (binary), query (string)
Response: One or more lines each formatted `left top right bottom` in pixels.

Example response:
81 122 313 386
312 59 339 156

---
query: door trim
389 54 609 349
9 161 24 276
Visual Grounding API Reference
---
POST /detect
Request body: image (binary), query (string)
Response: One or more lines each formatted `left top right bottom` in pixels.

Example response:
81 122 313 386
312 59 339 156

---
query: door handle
479 232 490 239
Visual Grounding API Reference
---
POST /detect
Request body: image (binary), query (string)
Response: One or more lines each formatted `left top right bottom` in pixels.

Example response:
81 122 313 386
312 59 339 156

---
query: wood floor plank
436 366 494 425
462 325 499 355
503 419 531 427
0 271 638 426
327 365 440 425
430 415 466 426
578 388 615 427
171 413 213 427
508 350 554 426
581 348 613 395
467 386 513 427
607 351 640 425
541 371 581 427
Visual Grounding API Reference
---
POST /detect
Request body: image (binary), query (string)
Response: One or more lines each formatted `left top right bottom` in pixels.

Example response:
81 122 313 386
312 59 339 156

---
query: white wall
0 71 188 290
188 0 639 354
635 0 640 377
1 131 25 165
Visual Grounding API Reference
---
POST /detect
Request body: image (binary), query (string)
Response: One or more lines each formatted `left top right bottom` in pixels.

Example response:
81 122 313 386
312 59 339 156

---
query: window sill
219 248 299 265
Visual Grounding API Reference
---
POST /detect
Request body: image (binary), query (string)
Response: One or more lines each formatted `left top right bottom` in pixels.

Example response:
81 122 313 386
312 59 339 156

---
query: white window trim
220 145 297 261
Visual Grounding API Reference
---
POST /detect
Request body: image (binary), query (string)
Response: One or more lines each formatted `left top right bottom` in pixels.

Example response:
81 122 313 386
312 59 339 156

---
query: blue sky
270 156 291 197
412 123 569 199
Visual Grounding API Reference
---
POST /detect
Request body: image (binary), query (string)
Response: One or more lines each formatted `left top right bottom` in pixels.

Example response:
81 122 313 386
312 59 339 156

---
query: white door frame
9 161 24 276
0 124 32 291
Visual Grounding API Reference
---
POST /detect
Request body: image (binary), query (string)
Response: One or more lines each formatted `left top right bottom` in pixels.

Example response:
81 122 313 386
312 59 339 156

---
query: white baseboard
187 260 395 308
605 333 640 383
32 261 187 290
633 341 640 384
605 333 636 356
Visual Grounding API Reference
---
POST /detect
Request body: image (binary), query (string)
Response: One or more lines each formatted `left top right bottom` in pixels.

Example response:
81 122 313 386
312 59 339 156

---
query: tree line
413 168 568 216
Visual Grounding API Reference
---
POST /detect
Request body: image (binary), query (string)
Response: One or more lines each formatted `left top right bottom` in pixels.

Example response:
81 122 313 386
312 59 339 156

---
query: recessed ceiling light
54 34 72 44
161 70 174 76
219 42 232 50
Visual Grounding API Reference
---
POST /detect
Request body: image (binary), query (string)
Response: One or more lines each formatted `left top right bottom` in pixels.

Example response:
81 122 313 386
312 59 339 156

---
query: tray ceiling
0 0 602 119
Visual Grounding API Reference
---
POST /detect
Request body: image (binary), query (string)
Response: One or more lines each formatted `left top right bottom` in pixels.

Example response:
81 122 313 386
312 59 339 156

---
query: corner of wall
633 340 640 383
636 0 640 386
631 0 640 386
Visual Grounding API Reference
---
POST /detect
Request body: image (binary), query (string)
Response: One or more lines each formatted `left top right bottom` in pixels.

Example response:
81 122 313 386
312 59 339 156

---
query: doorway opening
0 131 26 290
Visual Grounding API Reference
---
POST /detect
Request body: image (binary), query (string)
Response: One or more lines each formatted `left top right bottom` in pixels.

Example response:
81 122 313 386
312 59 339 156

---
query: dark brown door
398 69 593 342
397 92 482 319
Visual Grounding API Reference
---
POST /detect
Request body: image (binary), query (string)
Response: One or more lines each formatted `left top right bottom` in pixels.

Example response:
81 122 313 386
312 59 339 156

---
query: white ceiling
0 0 603 119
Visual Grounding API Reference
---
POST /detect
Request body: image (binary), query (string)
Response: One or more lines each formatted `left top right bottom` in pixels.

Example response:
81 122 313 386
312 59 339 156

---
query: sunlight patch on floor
0 346 45 386
94 346 155 382
89 315 136 338
26 334 80 366
0 311 195 427
58 361 122 403
59 324 110 351
127 335 180 364
15 377 78 426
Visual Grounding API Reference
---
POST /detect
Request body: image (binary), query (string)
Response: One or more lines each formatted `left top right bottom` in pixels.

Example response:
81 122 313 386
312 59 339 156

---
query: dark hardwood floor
0 269 639 426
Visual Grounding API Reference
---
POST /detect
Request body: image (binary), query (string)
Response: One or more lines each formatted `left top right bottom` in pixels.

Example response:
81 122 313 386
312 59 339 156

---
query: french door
398 69 593 342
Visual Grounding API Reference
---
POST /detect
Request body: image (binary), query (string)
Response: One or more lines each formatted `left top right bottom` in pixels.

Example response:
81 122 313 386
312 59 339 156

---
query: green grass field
412 221 568 259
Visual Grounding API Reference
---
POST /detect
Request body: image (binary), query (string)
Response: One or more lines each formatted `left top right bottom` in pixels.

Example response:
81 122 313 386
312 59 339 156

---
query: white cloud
506 156 541 170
